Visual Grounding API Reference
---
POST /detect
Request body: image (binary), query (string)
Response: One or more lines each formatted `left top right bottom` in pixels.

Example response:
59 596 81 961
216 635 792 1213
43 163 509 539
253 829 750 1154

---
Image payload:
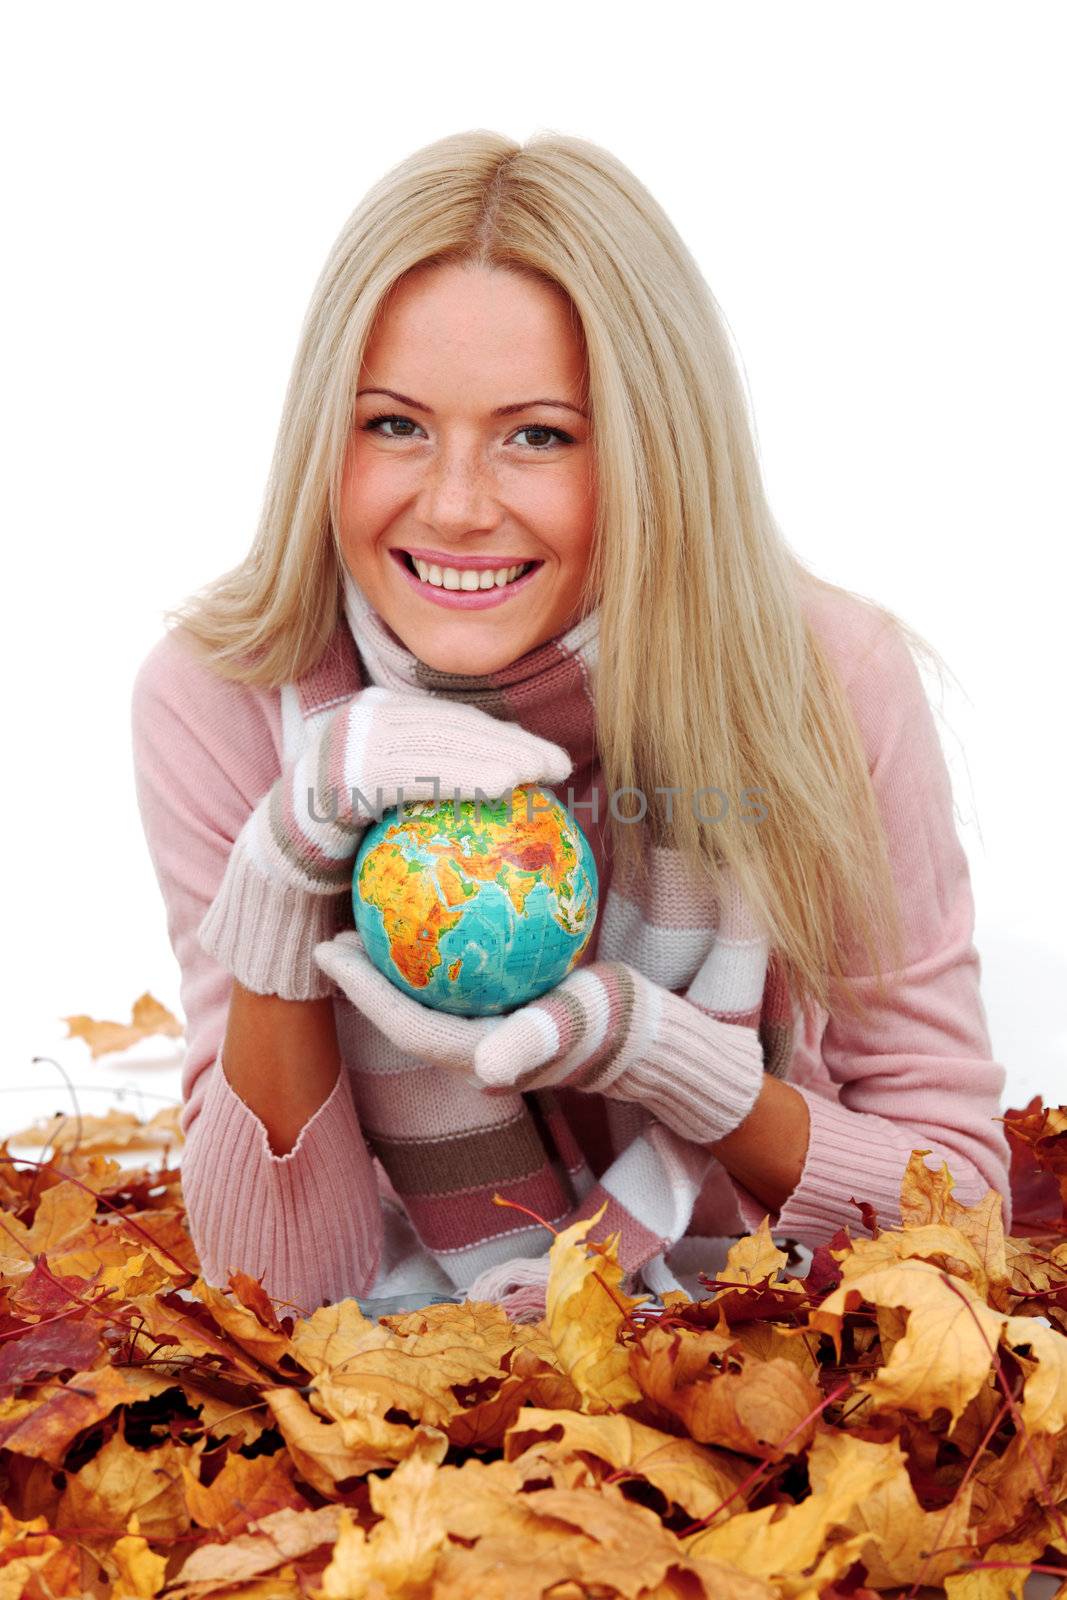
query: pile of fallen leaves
2 1014 1067 1600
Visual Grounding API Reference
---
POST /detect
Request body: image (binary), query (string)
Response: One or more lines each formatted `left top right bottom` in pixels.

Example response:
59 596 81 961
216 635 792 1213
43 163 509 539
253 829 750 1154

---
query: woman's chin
411 631 527 677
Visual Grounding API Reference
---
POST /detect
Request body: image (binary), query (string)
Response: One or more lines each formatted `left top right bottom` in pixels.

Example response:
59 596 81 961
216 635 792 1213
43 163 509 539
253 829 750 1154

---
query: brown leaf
61 991 184 1058
181 1447 312 1536
7 1103 183 1153
0 1314 103 1393
1003 1099 1067 1227
55 1413 191 1554
0 1365 173 1470
503 1404 749 1524
169 1503 342 1587
806 1424 977 1586
630 1323 823 1460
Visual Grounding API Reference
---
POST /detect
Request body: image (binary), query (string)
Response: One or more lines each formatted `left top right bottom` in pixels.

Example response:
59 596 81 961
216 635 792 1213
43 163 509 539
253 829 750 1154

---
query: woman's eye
363 413 423 439
362 413 574 451
513 425 574 451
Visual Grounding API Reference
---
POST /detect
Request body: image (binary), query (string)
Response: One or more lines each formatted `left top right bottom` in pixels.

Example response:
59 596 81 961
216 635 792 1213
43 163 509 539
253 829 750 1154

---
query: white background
2 2 1064 1143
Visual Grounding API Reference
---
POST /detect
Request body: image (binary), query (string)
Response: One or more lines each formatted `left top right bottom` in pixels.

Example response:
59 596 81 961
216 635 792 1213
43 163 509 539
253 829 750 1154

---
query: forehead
360 263 587 394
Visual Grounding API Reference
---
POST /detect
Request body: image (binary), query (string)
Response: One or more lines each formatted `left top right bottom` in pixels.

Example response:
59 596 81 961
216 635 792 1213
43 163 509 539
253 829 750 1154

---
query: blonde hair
165 128 961 1028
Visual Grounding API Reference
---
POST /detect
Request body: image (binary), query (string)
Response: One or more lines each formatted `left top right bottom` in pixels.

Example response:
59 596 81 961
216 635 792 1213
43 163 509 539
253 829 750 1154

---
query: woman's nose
416 445 502 529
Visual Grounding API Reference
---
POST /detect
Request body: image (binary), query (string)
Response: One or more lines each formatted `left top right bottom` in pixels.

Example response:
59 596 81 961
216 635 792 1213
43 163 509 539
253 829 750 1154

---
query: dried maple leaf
683 1429 900 1596
318 1453 444 1597
180 1445 313 1536
264 1384 448 1494
806 1423 977 1587
899 1149 1010 1291
0 1182 99 1283
0 1506 83 1599
504 1404 749 1525
168 1503 342 1590
107 1513 169 1598
61 991 184 1058
55 1410 191 1556
715 1216 805 1291
540 1201 648 1412
813 1256 1067 1435
629 1321 824 1460
1004 1098 1067 1227
6 1103 183 1153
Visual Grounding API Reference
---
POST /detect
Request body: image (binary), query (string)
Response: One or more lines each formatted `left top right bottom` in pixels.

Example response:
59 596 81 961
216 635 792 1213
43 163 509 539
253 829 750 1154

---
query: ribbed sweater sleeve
130 630 383 1312
728 607 1013 1242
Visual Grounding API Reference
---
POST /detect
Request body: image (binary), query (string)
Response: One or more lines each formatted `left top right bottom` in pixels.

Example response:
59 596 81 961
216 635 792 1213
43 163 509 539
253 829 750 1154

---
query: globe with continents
351 784 599 1016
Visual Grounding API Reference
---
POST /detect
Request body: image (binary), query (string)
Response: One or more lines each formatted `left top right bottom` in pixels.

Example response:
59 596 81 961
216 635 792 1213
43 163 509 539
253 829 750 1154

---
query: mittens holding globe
200 674 764 1136
309 703 766 1130
197 684 582 1004
312 777 603 1075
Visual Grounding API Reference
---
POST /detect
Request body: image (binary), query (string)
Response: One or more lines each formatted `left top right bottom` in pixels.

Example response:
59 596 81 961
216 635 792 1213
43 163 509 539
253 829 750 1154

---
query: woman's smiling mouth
389 547 544 609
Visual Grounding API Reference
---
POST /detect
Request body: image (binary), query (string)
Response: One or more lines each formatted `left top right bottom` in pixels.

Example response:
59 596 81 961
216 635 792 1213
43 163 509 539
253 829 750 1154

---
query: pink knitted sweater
130 584 1012 1314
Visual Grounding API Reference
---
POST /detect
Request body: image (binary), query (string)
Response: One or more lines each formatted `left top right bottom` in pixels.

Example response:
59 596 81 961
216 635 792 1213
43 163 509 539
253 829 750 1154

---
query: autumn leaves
2 1109 1067 1595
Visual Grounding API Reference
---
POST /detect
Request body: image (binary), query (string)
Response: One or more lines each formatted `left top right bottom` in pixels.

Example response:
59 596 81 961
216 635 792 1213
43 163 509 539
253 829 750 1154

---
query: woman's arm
710 610 1013 1238
130 632 384 1311
708 1076 810 1213
221 984 342 1157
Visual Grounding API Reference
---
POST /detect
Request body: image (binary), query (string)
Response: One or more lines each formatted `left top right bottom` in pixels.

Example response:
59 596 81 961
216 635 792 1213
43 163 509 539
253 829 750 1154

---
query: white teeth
411 557 533 590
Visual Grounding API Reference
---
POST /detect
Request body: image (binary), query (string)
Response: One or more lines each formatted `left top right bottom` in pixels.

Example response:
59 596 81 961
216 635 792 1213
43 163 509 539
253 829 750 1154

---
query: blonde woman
131 130 1011 1320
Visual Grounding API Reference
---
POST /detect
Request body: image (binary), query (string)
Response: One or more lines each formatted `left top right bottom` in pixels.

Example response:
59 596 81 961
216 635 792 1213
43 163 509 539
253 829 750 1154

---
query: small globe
351 784 599 1017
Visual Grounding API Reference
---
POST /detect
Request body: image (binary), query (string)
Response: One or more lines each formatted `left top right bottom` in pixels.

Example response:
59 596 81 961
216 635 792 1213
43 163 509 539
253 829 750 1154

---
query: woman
131 129 1011 1321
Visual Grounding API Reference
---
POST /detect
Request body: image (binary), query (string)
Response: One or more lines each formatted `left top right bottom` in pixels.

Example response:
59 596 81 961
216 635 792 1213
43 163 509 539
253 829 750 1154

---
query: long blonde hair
165 128 960 1028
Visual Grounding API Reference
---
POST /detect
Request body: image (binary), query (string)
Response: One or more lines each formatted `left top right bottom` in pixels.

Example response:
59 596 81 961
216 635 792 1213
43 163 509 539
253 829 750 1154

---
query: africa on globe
351 784 599 1017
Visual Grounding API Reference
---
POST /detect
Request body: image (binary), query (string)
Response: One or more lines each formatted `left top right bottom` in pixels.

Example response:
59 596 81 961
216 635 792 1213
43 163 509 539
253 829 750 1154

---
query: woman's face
338 262 597 675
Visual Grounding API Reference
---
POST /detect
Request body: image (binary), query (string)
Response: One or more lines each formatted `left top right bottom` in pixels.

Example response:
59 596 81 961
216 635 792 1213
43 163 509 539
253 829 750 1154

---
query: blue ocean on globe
351 784 599 1017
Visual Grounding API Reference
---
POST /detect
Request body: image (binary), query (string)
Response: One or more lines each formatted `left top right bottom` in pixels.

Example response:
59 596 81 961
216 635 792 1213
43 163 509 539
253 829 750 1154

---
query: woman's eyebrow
356 386 589 419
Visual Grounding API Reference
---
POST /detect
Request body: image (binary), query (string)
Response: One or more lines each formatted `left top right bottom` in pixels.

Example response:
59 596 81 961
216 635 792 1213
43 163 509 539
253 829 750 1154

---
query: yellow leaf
716 1216 791 1284
813 1257 1067 1435
504 1405 749 1525
806 1424 977 1586
108 1525 168 1598
0 1179 97 1271
541 1202 646 1412
683 1429 899 1589
319 1454 446 1599
264 1386 448 1496
61 991 183 1058
838 1222 993 1298
900 1150 1009 1290
55 1416 190 1557
630 1323 823 1460
810 1258 1005 1427
289 1296 379 1375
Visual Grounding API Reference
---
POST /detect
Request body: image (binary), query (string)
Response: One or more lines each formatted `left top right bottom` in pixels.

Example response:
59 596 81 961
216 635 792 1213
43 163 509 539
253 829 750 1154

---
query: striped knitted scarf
281 569 794 1306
